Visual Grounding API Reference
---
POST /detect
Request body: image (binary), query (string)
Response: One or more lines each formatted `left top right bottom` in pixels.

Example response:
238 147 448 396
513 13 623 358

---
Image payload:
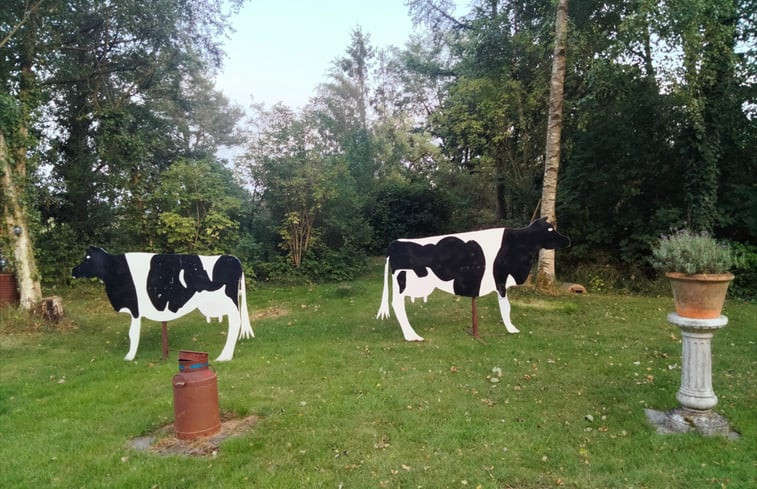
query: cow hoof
215 355 232 362
506 328 520 334
404 336 424 342
124 355 136 361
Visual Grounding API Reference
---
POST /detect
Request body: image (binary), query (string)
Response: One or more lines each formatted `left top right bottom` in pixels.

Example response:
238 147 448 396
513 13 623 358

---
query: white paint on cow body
497 274 520 333
378 228 523 341
399 267 455 300
378 218 570 341
395 228 504 297
198 255 220 277
119 253 253 361
505 274 517 289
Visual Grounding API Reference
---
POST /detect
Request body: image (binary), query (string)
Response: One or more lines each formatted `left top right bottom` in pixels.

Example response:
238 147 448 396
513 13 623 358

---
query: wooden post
162 321 169 360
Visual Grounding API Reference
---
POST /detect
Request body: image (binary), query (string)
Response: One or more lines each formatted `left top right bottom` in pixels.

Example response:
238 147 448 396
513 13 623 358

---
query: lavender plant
650 230 736 275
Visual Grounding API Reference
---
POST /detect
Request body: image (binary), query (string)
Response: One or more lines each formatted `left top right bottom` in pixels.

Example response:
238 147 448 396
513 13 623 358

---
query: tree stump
35 296 64 323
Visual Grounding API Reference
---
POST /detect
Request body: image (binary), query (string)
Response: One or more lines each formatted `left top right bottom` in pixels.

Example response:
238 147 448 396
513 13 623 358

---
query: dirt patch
129 413 259 457
250 307 289 321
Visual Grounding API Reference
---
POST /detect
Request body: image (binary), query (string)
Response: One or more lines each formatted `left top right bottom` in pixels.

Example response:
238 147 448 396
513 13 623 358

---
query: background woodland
1 0 755 298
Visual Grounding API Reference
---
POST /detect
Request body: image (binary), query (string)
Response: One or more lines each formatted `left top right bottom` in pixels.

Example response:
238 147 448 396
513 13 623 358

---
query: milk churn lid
178 350 209 372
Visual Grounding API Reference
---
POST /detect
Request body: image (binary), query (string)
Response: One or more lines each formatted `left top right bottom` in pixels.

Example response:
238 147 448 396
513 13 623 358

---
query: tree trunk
1 132 42 309
0 9 43 309
536 0 569 290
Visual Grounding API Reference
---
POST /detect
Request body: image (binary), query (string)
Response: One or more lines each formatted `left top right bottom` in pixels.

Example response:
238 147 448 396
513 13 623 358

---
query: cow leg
496 292 520 334
124 317 142 360
215 312 240 362
391 278 424 341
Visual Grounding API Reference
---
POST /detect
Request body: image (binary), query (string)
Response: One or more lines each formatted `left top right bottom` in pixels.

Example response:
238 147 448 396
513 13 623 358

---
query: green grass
1 263 755 489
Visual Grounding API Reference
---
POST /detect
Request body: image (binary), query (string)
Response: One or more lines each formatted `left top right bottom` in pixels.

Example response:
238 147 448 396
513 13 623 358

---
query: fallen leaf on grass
374 435 390 449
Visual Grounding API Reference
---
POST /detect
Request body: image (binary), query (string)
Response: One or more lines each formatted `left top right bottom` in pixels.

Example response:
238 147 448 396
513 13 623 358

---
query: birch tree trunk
536 0 569 289
1 132 42 308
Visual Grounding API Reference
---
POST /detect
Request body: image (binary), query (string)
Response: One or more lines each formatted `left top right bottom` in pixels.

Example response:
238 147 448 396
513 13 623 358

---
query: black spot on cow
397 270 407 294
493 217 570 295
388 236 486 297
212 255 244 307
147 254 220 313
72 246 140 318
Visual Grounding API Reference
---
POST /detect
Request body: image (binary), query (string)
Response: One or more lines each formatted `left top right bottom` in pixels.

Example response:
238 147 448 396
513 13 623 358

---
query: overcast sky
214 1 417 111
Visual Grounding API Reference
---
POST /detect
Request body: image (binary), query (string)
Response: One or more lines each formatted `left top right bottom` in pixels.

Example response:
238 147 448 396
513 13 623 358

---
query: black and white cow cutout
72 247 254 361
376 218 570 341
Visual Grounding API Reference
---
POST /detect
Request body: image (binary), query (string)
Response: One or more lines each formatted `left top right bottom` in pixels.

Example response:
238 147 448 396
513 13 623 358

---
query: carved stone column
647 313 737 437
671 313 727 411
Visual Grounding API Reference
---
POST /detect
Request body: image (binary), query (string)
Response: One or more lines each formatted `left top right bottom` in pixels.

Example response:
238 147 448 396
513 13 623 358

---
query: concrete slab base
645 408 740 440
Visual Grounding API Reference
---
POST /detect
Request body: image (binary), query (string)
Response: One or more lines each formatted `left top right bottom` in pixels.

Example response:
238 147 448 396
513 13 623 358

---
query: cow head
72 246 109 279
529 217 570 249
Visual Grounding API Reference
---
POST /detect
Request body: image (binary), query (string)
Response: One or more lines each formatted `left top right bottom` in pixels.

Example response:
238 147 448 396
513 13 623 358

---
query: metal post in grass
646 313 737 438
162 321 169 361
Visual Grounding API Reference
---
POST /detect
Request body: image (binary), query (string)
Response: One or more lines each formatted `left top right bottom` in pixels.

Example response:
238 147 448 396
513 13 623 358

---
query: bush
301 245 367 282
559 254 661 295
36 222 83 285
730 242 757 301
366 182 454 254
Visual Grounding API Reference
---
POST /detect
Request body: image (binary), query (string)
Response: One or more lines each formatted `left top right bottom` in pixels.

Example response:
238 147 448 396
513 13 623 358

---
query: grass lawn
1 262 755 488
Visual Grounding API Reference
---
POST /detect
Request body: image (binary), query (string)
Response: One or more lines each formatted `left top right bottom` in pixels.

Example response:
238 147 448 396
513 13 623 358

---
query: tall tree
42 0 242 243
667 0 742 232
2 0 243 300
407 0 555 226
315 27 376 192
536 0 569 287
0 1 44 307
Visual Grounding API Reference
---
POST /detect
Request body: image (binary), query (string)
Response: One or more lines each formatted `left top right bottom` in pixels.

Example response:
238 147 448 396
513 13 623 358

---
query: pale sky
215 1 417 111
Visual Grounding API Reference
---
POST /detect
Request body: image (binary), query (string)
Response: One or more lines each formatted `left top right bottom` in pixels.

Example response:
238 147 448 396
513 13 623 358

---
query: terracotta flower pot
665 272 734 319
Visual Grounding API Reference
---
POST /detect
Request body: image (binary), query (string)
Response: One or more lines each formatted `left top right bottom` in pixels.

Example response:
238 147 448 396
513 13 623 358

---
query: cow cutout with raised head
376 218 570 341
73 247 254 361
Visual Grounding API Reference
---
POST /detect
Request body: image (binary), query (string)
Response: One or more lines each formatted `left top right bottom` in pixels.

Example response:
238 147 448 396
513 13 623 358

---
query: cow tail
238 272 255 339
376 257 391 320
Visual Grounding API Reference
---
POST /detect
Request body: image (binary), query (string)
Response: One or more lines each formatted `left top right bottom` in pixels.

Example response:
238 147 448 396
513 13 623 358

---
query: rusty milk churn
172 350 221 440
0 273 20 307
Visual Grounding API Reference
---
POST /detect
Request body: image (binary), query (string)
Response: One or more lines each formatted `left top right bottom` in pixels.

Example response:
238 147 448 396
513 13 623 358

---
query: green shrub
730 242 757 301
366 182 453 253
36 222 82 285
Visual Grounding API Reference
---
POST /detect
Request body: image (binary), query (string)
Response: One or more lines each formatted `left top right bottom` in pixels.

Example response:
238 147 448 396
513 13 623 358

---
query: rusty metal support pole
162 321 169 360
471 297 479 338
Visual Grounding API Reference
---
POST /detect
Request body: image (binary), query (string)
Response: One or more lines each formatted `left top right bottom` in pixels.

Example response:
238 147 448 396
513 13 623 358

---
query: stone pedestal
645 313 738 438
670 313 727 411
